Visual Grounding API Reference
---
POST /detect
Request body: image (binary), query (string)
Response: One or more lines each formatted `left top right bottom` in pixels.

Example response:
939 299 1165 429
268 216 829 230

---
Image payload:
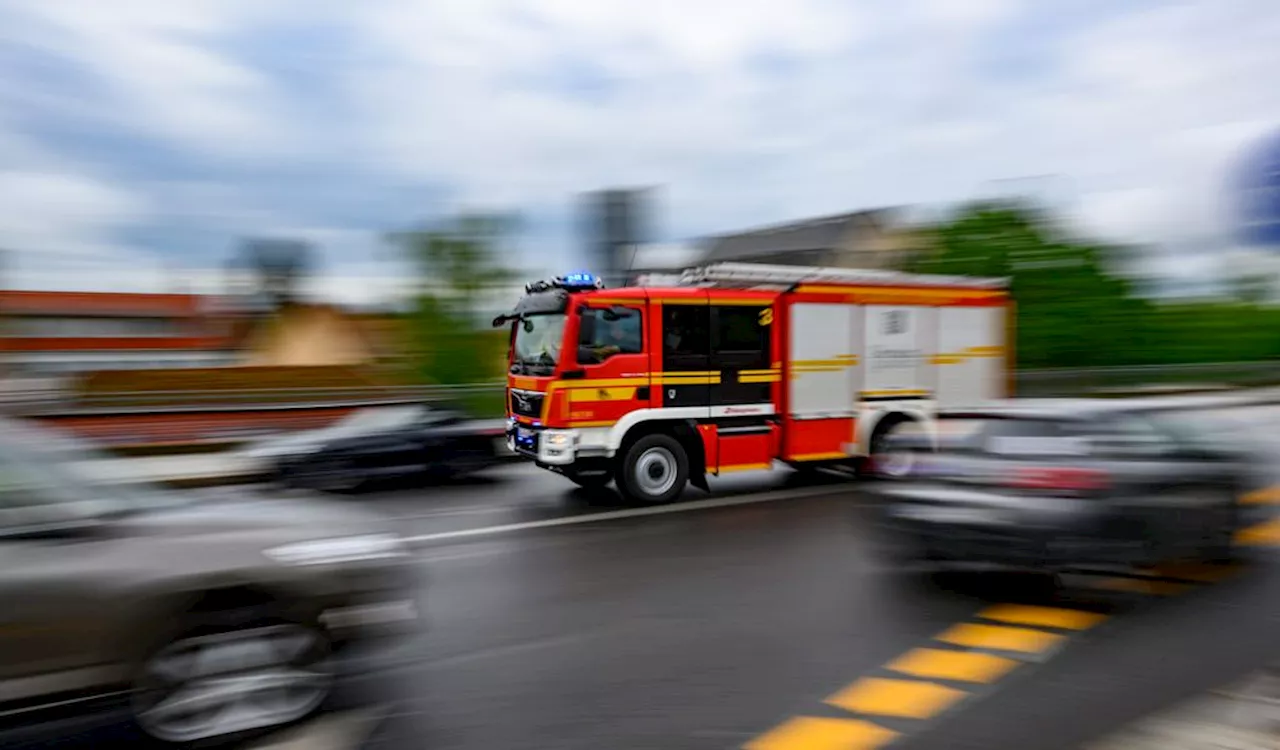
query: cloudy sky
0 0 1278 303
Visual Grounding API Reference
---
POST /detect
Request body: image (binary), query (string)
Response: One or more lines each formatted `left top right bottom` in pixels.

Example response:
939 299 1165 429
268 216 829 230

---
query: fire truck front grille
509 389 544 419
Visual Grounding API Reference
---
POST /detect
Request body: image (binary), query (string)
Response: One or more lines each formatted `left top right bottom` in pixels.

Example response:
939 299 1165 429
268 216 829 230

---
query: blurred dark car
872 399 1264 573
246 404 506 492
0 417 420 746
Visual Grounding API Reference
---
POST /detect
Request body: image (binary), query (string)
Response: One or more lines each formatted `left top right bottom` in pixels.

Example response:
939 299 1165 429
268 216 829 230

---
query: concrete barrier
72 387 1280 490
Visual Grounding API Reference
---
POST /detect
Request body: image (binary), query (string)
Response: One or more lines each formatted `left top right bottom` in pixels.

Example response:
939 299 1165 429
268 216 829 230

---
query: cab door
657 292 712 415
710 303 774 409
571 299 651 427
708 302 778 472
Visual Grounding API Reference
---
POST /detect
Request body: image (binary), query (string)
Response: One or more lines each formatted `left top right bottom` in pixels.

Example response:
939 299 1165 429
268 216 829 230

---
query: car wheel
309 459 363 494
869 419 918 479
617 434 688 504
440 449 493 479
131 621 333 746
1203 494 1240 564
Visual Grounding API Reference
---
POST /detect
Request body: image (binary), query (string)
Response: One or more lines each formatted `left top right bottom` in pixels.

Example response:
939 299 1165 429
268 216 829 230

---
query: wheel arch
615 419 708 492
855 405 936 454
123 579 314 667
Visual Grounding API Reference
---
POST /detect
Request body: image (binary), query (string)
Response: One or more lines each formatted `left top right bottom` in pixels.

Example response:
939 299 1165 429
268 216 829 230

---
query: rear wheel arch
125 582 311 666
866 412 924 478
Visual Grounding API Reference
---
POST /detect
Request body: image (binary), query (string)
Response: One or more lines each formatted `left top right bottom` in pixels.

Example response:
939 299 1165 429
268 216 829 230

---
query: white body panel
787 303 860 419
863 305 934 396
935 306 1006 407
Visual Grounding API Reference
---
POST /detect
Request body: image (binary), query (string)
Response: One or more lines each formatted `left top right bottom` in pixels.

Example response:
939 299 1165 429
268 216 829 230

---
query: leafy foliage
909 202 1280 368
387 212 522 392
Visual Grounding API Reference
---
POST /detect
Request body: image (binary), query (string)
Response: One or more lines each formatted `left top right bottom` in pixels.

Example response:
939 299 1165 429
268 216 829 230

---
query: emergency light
559 272 603 290
523 272 604 295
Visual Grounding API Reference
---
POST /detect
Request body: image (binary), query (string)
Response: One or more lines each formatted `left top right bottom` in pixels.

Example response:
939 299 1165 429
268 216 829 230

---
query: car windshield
0 418 186 522
512 314 567 373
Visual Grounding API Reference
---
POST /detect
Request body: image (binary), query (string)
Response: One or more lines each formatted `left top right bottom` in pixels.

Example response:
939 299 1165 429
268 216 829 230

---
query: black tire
434 448 494 481
305 458 363 494
867 418 918 479
130 615 333 746
1203 494 1240 564
617 433 689 504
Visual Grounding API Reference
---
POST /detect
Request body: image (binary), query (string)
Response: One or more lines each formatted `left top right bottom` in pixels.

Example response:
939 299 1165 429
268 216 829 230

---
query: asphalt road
25 402 1280 749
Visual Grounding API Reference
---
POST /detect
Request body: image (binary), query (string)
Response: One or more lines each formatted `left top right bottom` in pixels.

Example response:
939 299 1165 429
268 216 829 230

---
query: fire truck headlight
545 432 572 447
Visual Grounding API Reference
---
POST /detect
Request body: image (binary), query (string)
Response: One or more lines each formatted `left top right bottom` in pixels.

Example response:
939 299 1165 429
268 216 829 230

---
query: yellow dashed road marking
743 539 1254 749
1143 563 1241 583
976 604 1107 631
1240 485 1280 504
1088 577 1193 596
936 623 1065 654
1236 518 1280 546
886 648 1021 684
744 716 898 750
827 677 967 719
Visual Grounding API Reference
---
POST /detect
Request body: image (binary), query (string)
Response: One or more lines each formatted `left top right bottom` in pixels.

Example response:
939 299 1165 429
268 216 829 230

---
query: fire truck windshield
511 314 567 375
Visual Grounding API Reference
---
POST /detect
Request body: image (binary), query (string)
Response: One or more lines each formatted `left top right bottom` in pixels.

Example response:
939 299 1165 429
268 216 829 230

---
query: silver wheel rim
876 449 915 478
634 446 678 498
133 624 333 743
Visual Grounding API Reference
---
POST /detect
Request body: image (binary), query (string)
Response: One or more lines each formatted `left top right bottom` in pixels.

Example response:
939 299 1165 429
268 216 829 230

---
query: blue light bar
559 271 603 290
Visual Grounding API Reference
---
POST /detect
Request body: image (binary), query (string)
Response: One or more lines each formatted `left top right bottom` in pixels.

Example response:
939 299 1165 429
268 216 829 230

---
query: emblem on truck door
883 310 907 335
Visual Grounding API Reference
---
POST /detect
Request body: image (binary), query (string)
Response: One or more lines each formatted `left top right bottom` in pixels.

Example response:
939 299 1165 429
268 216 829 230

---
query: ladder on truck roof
674 262 1008 290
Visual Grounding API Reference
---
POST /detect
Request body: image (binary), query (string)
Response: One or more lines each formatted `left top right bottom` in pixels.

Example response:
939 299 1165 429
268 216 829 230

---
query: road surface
21 402 1280 749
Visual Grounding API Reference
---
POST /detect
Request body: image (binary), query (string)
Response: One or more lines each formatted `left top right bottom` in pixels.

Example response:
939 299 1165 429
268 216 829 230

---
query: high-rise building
582 188 651 286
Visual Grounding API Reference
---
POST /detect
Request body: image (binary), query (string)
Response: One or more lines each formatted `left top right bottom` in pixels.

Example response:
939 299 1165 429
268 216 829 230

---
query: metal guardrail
7 361 1280 414
1 382 507 416
1014 361 1280 397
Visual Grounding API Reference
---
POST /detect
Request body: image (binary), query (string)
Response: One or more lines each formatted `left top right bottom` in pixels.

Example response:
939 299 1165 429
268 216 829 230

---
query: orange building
0 290 238 375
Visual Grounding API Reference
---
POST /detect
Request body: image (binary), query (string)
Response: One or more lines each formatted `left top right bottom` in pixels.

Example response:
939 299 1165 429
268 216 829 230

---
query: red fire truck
493 262 1012 504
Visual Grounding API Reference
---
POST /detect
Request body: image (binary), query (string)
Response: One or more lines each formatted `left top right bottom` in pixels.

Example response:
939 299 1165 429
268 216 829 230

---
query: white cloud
3 0 305 158
3 0 1280 299
0 170 150 260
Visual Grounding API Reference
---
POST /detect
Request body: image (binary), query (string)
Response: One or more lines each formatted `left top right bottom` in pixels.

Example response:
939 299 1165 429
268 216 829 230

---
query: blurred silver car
0 418 421 746
872 399 1263 573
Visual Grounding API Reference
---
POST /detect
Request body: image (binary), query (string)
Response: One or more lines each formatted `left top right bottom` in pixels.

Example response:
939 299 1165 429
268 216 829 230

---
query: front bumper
507 424 577 465
876 498 1148 570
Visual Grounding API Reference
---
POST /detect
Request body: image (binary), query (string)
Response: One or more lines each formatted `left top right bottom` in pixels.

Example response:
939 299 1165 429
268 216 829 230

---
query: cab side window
578 307 643 364
713 306 770 369
662 306 709 371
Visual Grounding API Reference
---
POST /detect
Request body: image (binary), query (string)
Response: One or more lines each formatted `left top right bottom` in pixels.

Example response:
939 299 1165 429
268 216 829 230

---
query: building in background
237 303 404 367
0 291 238 375
581 188 654 286
698 209 926 270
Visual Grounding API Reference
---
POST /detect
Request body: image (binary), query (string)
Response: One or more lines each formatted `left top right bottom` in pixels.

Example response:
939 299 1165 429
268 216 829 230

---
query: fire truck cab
494 263 1011 504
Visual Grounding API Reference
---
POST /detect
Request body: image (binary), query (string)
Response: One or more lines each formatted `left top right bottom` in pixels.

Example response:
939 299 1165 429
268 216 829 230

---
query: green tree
386 212 522 393
908 201 1158 369
1230 271 1273 306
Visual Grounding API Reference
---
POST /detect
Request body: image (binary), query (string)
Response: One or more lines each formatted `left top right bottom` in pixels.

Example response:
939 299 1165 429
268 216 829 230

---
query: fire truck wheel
869 417 917 479
618 433 689 505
